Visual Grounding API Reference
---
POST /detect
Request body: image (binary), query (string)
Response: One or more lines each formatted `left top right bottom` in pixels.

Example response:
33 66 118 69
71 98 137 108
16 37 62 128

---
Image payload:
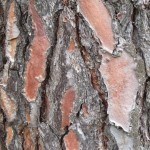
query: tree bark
0 0 150 149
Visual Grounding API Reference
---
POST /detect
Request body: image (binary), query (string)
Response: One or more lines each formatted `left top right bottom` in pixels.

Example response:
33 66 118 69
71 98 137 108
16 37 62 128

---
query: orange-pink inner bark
61 88 75 128
7 1 17 61
6 127 13 147
100 52 138 131
79 0 115 53
64 130 79 150
24 0 50 101
68 39 75 52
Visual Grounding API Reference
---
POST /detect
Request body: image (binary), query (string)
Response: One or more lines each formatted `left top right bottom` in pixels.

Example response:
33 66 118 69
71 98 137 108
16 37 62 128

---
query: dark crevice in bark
21 128 25 150
0 108 7 150
5 1 40 148
90 68 108 110
36 132 40 150
132 5 147 91
15 0 31 72
139 77 150 146
75 14 109 149
48 124 60 140
60 123 72 150
76 103 83 118
40 60 50 123
0 2 7 148
40 9 63 123
0 1 6 72
131 3 150 148
75 13 108 110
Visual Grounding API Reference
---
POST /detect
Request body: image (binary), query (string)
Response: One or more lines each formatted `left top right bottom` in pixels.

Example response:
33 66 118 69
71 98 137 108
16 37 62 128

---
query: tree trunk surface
0 0 150 149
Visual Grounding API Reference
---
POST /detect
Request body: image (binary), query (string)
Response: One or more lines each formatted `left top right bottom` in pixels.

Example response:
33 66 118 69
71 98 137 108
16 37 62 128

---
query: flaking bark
0 0 150 149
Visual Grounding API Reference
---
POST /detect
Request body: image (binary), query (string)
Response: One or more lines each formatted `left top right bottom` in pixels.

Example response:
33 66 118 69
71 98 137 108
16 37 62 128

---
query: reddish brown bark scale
81 103 89 117
6 1 20 62
79 0 139 132
68 39 75 52
6 127 13 148
79 0 115 53
61 88 75 129
100 52 138 131
23 128 35 150
64 130 79 150
0 88 17 122
24 0 50 101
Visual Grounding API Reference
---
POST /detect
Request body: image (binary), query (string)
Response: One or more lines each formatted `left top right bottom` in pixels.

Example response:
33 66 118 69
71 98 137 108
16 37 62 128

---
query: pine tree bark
0 0 150 149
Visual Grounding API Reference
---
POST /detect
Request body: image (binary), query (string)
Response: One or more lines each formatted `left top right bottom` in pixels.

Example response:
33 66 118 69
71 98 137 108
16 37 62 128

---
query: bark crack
40 9 63 123
0 1 6 72
75 13 109 149
60 123 72 150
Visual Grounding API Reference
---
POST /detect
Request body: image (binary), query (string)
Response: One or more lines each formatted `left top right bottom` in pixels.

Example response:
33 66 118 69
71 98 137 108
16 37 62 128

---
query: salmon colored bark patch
82 103 89 117
6 127 13 147
6 1 20 62
64 130 79 150
61 88 75 129
63 16 67 23
100 52 138 132
0 88 17 122
23 128 35 150
63 0 68 5
68 39 75 52
24 0 50 101
79 0 115 53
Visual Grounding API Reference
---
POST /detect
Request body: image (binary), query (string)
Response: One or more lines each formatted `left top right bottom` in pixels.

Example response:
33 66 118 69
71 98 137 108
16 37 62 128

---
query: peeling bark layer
24 0 50 102
0 0 150 149
0 88 17 122
6 1 20 63
79 0 115 53
61 88 75 129
100 51 139 132
64 130 79 150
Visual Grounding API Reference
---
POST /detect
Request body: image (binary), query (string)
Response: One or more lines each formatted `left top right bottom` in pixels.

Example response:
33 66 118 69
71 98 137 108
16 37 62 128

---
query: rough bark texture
0 0 150 149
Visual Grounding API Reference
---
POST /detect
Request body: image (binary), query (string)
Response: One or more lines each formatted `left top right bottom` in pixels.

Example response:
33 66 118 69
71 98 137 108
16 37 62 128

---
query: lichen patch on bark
100 52 138 132
61 88 75 129
79 0 115 53
24 0 50 102
64 130 79 150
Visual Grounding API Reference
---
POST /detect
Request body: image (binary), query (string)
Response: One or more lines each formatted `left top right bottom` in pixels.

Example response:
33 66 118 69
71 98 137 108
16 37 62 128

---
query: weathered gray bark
0 0 150 149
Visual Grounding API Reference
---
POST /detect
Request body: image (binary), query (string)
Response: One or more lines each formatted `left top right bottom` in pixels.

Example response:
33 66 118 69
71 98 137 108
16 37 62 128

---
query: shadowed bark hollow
0 0 150 149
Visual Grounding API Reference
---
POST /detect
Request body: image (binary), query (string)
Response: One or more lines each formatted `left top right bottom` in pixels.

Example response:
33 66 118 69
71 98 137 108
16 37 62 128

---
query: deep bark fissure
0 1 6 72
131 1 150 148
15 0 30 68
75 13 110 149
0 108 7 150
140 77 150 146
40 9 63 123
60 124 71 150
